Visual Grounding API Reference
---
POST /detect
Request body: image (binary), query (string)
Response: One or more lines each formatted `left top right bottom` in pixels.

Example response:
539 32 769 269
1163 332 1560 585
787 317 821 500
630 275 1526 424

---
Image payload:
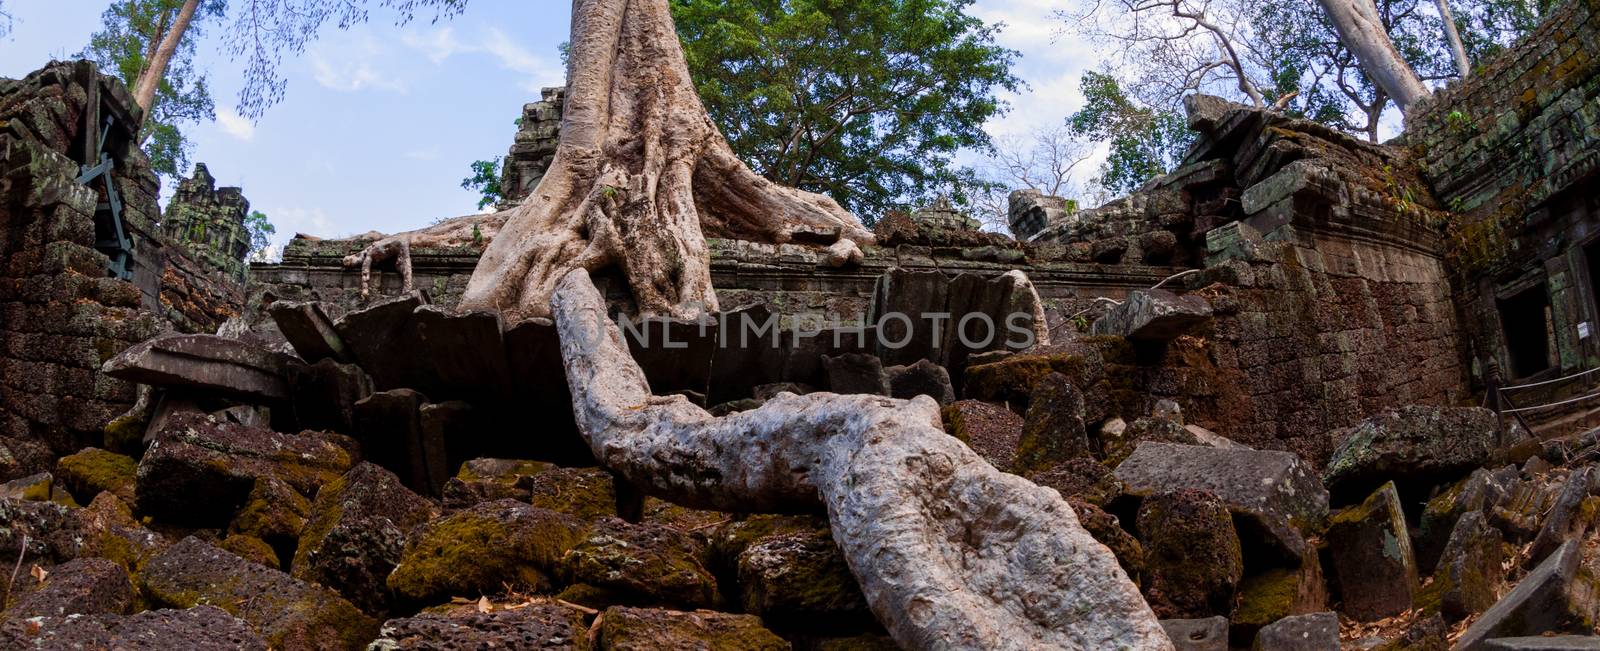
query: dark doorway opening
1498 283 1553 379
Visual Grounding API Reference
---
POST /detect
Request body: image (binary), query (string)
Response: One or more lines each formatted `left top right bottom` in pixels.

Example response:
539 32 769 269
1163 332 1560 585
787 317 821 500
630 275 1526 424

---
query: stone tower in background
498 86 566 210
163 163 251 281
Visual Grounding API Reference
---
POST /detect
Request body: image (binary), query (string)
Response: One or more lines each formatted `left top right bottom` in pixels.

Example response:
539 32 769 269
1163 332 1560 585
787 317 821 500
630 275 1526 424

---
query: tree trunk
132 0 200 119
550 268 1169 650
460 0 874 321
1317 0 1432 114
1434 0 1472 79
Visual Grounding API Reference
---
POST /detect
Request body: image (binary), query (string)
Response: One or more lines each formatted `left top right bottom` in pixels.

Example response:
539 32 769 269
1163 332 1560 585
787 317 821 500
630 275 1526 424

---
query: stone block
1091 289 1213 342
884 359 955 405
1014 372 1091 474
268 301 350 364
1324 482 1417 621
1161 616 1228 651
369 603 590 649
0 605 267 650
1137 489 1243 619
1322 405 1500 503
1483 637 1600 650
1116 442 1327 563
101 334 301 404
135 412 353 526
735 528 870 629
821 352 888 395
292 462 437 615
4 557 133 619
1252 612 1338 650
1454 540 1600 650
595 606 789 651
943 400 1022 472
138 536 377 649
1435 510 1506 620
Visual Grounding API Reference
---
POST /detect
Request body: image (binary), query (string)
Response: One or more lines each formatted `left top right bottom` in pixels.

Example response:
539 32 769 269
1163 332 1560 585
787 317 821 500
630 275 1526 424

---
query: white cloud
306 33 407 93
266 206 337 242
400 25 563 93
404 147 440 161
216 110 256 142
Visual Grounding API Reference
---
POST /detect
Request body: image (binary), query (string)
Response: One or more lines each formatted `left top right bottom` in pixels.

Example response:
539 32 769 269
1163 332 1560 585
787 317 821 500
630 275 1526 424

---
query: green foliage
670 0 1020 223
244 210 277 259
1067 72 1194 197
82 0 225 181
461 157 503 210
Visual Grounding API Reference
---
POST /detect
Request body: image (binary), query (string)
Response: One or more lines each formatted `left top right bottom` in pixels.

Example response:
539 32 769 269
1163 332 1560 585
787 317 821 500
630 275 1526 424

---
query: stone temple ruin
0 1 1598 649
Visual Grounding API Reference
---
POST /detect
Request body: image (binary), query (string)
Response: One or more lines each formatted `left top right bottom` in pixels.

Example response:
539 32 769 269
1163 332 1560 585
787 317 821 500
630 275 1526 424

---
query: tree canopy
83 0 225 181
1067 71 1194 197
670 0 1021 223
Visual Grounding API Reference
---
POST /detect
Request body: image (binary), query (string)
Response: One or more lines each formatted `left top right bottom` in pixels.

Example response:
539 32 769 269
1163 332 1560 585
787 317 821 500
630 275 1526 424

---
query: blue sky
0 1 1099 254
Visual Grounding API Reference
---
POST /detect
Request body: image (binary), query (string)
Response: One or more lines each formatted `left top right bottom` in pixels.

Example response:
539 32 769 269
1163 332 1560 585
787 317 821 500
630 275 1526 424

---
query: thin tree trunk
132 0 200 119
460 0 873 321
1434 0 1472 78
1317 0 1432 113
550 268 1169 650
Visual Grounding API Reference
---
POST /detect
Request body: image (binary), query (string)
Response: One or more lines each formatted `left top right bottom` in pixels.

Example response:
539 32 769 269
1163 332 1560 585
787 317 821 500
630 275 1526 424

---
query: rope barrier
1499 366 1600 392
1500 390 1600 414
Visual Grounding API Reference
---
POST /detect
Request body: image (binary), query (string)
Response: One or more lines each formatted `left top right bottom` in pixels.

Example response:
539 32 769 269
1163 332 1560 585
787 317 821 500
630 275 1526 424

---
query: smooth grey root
550 268 1171 650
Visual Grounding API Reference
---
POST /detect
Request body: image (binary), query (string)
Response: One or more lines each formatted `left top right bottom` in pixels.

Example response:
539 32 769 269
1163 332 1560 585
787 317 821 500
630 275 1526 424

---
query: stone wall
1037 97 1471 464
0 62 245 459
1404 0 1600 406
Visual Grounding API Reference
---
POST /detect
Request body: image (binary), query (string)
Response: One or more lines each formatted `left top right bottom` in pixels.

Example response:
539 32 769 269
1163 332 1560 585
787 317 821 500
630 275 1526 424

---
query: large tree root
551 269 1170 650
460 0 873 321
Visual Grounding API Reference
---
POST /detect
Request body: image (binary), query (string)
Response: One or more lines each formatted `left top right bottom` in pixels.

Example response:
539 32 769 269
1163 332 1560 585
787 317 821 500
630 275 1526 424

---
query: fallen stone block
333 291 426 391
292 462 437 615
1528 467 1594 566
1072 498 1147 587
1231 549 1328 639
102 334 302 404
560 517 718 609
353 389 445 496
3 557 133 619
1324 482 1418 621
1014 372 1091 475
943 400 1022 472
268 301 351 364
822 353 889 395
1433 510 1505 621
1252 612 1338 650
1416 467 1515 571
1104 417 1201 467
1091 289 1213 342
1137 489 1242 619
368 603 590 649
408 306 514 403
0 605 267 650
54 447 136 505
884 359 955 405
1454 540 1599 650
595 606 789 651
1322 405 1500 502
736 528 870 630
227 476 310 553
526 466 618 520
135 412 353 526
1160 616 1228 651
285 359 373 433
1025 458 1124 507
139 536 377 650
388 500 587 605
441 458 554 509
1115 442 1329 561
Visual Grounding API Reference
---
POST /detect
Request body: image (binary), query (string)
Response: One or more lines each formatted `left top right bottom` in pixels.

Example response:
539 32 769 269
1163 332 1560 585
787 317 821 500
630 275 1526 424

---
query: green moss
56 448 136 503
1233 567 1300 627
102 414 146 455
220 534 281 569
387 504 585 603
963 353 1084 406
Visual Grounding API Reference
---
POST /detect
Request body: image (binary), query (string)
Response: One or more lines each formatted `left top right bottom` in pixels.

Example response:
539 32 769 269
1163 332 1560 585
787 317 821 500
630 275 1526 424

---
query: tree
244 210 276 260
966 126 1093 233
0 4 12 39
1316 0 1430 112
669 0 1021 223
461 157 503 210
1068 71 1194 197
83 0 224 180
225 0 469 118
1061 0 1532 137
460 0 872 321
